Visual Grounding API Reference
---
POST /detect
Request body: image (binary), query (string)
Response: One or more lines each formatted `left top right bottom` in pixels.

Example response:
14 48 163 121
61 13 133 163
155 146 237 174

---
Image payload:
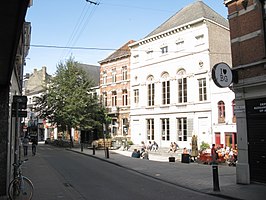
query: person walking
32 136 38 156
22 136 29 156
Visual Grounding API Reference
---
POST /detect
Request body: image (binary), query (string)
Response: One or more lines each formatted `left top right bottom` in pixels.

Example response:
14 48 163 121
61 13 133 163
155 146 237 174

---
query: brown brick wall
226 0 266 80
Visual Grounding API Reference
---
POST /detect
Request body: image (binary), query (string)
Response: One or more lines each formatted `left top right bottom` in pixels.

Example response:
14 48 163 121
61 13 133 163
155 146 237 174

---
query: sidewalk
68 147 266 200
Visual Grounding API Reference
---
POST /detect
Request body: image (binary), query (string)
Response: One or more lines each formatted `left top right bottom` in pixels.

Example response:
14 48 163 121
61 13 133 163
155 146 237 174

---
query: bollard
81 143 83 152
106 147 109 159
92 145 95 155
212 164 220 191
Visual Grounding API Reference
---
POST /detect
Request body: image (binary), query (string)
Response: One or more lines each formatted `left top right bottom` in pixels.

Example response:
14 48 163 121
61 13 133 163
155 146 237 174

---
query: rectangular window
134 89 139 104
178 78 187 103
111 91 117 106
161 46 168 54
161 118 170 141
146 119 154 141
198 78 207 101
177 118 187 141
102 92 107 107
122 90 128 106
102 71 107 85
112 69 116 83
148 83 155 106
162 81 170 105
122 66 127 81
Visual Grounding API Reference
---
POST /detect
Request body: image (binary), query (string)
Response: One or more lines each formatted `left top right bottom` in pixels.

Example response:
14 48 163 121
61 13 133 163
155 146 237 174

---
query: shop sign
212 62 233 88
246 98 266 114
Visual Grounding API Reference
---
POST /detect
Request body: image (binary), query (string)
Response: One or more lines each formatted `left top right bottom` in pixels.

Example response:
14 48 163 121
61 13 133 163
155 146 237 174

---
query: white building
129 1 236 149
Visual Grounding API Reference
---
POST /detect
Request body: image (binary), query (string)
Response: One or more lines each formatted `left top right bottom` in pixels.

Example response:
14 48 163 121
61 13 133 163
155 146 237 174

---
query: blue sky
25 0 228 75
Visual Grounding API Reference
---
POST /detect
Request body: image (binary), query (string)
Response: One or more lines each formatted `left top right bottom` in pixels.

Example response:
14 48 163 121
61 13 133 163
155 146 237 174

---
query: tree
35 57 107 144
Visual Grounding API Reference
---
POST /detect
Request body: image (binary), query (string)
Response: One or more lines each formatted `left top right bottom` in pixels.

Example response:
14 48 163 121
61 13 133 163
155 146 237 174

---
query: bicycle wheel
8 176 34 200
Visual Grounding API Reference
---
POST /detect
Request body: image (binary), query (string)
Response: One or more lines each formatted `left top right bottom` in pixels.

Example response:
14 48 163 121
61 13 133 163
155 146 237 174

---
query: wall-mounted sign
246 98 266 114
212 62 233 88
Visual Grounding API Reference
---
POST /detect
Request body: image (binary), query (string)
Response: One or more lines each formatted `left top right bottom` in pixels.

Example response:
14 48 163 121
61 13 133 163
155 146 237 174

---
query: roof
145 1 229 38
99 40 135 64
76 63 100 87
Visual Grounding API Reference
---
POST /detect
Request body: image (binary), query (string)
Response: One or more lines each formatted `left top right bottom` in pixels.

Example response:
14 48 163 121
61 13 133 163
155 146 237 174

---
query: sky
25 0 228 75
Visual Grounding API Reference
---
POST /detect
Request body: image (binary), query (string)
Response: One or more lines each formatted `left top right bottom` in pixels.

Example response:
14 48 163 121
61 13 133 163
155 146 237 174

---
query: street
22 144 225 200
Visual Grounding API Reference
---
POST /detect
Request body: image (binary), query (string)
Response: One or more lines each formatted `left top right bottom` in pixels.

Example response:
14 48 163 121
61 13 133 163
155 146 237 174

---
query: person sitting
131 149 141 158
183 147 189 154
151 141 158 151
141 149 149 160
147 141 152 151
172 142 179 153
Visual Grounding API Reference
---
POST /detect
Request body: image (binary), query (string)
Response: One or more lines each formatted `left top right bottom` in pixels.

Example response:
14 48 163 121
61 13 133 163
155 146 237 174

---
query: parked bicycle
8 159 34 200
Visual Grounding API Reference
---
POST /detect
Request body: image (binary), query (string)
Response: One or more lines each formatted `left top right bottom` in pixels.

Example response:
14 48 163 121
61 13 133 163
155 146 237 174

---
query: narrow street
23 144 224 200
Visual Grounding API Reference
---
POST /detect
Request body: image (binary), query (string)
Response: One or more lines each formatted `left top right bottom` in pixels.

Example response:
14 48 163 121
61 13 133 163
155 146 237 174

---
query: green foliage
35 57 108 135
127 140 133 145
200 141 210 150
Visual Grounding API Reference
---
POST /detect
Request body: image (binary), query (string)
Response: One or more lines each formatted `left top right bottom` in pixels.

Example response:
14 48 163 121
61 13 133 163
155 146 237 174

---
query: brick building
99 40 135 143
225 0 266 184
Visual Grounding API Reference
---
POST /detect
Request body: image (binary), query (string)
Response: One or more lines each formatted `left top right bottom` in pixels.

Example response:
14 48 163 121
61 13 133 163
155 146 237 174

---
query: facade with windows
99 40 135 139
224 0 266 184
129 1 236 148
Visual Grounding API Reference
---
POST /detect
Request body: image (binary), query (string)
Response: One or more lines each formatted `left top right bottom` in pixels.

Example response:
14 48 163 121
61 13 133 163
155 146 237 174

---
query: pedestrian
32 136 38 156
22 136 29 156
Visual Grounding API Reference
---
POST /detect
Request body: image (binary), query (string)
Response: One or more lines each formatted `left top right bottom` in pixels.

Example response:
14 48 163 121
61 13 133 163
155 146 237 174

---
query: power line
28 44 231 55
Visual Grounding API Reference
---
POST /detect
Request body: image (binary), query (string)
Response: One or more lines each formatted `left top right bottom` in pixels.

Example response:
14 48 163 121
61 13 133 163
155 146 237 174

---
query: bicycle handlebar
12 159 28 167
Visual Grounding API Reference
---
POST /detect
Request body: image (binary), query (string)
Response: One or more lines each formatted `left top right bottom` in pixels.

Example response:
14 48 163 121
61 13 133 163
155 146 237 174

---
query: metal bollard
92 145 95 155
106 147 109 159
81 143 83 152
212 164 220 191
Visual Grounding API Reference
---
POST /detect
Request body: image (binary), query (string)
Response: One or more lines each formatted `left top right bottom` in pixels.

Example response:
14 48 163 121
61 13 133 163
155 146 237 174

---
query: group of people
131 140 160 159
22 135 38 156
146 141 159 151
131 148 149 159
167 142 179 153
211 144 238 164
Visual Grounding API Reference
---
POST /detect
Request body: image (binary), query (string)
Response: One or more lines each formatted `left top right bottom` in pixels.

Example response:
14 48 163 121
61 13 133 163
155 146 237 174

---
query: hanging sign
212 62 233 88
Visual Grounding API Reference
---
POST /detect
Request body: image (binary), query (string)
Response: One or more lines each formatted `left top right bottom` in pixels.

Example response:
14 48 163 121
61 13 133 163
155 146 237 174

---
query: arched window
147 75 155 106
232 99 236 123
218 101 225 123
177 69 187 103
161 72 170 105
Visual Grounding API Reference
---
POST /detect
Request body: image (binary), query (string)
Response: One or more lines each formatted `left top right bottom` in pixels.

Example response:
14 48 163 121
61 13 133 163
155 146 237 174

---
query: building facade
0 1 31 197
99 40 135 141
23 66 51 141
129 1 236 149
224 0 266 184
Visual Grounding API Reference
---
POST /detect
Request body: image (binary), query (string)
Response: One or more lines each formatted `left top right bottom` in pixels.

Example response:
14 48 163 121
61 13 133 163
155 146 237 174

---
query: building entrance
246 98 266 183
